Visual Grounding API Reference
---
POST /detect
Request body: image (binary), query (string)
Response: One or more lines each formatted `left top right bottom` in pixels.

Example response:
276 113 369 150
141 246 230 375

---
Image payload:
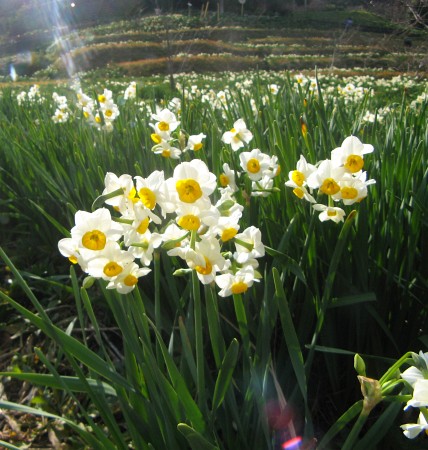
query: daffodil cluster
76 87 120 132
221 118 280 197
58 159 264 297
285 135 376 223
400 351 428 439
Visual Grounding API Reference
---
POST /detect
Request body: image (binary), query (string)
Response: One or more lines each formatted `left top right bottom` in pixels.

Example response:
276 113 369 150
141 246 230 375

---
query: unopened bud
354 354 366 376
82 276 95 289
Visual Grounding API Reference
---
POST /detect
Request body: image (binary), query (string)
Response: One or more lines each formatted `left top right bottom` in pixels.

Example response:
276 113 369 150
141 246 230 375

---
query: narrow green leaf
0 372 117 396
177 423 219 450
212 338 239 412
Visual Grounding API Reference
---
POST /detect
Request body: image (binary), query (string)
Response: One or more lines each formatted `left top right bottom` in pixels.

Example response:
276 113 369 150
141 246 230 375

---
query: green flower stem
379 352 412 385
342 409 369 450
154 250 162 335
233 294 250 359
91 188 124 211
192 269 206 413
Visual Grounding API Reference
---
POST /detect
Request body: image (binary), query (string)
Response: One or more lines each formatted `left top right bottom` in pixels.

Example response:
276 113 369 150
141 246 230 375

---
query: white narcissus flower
287 155 317 188
215 266 259 297
313 204 346 223
404 379 428 410
234 226 265 264
107 262 151 294
128 230 163 266
151 108 180 133
251 175 274 197
331 135 374 173
219 163 240 193
239 148 271 182
401 351 428 388
166 160 216 208
124 81 136 100
221 118 253 151
306 159 346 196
185 133 206 152
401 412 428 439
152 140 182 159
102 173 136 213
86 241 135 281
332 172 376 205
135 170 171 216
69 208 124 252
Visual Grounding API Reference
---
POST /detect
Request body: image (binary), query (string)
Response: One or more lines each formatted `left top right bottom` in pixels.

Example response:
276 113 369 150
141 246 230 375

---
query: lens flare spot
282 437 302 449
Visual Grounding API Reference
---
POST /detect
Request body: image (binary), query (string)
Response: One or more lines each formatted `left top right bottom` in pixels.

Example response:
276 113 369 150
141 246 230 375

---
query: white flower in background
128 229 163 266
97 88 113 105
222 118 253 151
331 136 374 173
124 81 137 100
312 204 346 223
268 83 279 95
52 109 69 123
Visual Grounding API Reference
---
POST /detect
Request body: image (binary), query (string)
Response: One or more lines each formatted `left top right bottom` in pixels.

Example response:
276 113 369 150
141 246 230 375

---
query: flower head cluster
400 351 428 439
76 88 120 132
17 84 45 105
285 136 376 223
59 159 264 297
51 92 70 124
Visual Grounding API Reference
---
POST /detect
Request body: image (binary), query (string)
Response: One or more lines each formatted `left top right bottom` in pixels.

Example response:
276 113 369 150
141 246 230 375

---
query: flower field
0 9 427 450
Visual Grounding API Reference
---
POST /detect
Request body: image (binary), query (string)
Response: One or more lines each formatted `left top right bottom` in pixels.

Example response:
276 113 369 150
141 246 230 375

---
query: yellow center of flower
151 133 162 144
68 255 78 264
83 111 90 118
103 261 123 278
292 188 305 199
57 113 63 120
344 155 364 173
230 127 236 133
124 274 138 287
176 179 203 203
291 170 305 187
128 187 139 204
193 143 203 151
95 115 102 124
221 228 238 242
327 210 337 217
247 158 260 174
104 109 113 117
136 218 150 234
82 230 106 250
219 174 229 187
195 257 212 276
341 187 358 199
98 94 106 103
139 187 156 209
158 121 170 132
231 281 248 294
177 215 201 231
320 178 340 196
162 149 171 158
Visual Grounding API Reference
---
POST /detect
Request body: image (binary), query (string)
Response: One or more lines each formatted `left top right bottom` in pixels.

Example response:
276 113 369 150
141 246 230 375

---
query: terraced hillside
1 10 427 81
